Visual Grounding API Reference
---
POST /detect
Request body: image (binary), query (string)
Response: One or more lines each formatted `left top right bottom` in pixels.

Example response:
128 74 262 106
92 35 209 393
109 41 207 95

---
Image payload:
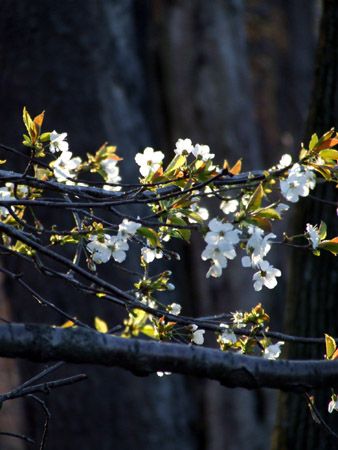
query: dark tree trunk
272 1 338 449
0 2 198 449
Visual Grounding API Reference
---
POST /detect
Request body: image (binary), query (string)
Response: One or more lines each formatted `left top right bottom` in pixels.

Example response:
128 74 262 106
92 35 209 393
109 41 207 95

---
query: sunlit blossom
118 219 141 238
306 223 321 249
192 144 215 161
278 153 292 168
328 396 338 413
219 324 237 344
52 151 81 184
87 235 113 264
252 260 281 291
205 218 241 247
49 130 69 153
0 185 13 217
109 235 129 263
174 138 194 156
141 247 163 263
101 159 122 191
191 325 205 345
135 147 164 177
280 163 316 202
231 311 246 328
220 199 239 215
168 303 181 316
241 226 276 267
263 341 284 360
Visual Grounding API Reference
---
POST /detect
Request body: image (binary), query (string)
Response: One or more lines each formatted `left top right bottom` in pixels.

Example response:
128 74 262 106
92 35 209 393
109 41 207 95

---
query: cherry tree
0 108 337 447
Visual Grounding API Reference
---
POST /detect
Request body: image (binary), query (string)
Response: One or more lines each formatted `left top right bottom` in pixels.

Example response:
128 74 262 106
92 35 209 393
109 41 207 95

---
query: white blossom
205 218 241 247
206 261 223 278
49 130 69 153
263 341 284 360
87 234 129 264
242 226 276 267
174 138 194 156
252 260 281 291
0 185 13 216
202 219 240 278
306 223 321 249
278 153 292 168
280 163 316 203
328 396 338 413
275 203 290 215
108 235 129 263
135 147 164 177
188 201 209 223
87 235 112 264
219 324 237 344
202 243 236 269
220 199 239 215
191 325 205 345
157 371 171 377
141 247 163 263
231 311 246 329
168 303 181 316
118 219 141 238
101 159 122 191
52 151 81 184
192 144 215 161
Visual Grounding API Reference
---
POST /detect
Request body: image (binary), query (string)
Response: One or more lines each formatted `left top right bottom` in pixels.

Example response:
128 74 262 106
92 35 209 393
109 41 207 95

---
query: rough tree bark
1 324 338 392
0 2 197 449
272 1 338 449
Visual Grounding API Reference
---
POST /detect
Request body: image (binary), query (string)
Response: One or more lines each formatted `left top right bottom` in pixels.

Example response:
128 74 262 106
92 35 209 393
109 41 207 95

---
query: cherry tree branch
0 323 337 392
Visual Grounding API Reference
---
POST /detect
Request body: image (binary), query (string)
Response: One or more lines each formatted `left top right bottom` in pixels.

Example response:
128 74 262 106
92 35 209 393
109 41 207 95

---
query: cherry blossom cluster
49 131 82 184
86 219 141 267
280 161 316 202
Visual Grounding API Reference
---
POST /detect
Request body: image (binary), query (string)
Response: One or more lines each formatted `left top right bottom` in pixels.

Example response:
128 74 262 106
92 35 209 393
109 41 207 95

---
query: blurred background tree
273 1 338 449
0 1 332 450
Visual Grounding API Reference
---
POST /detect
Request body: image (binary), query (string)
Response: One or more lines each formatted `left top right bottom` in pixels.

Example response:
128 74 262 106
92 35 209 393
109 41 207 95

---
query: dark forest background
0 1 337 449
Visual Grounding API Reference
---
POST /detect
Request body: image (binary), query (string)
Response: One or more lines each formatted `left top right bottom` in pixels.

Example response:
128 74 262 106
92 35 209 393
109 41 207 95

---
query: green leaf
299 147 308 160
164 154 186 174
246 184 264 212
137 227 161 248
95 316 108 333
130 309 148 327
318 149 338 160
246 217 272 232
141 324 158 339
325 334 337 359
309 133 319 151
318 221 327 240
254 207 281 220
167 216 191 241
40 132 51 143
23 107 34 134
185 210 205 223
319 238 338 255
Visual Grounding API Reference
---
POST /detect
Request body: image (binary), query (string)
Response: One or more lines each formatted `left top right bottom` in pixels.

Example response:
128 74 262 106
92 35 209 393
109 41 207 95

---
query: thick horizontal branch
0 323 337 392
